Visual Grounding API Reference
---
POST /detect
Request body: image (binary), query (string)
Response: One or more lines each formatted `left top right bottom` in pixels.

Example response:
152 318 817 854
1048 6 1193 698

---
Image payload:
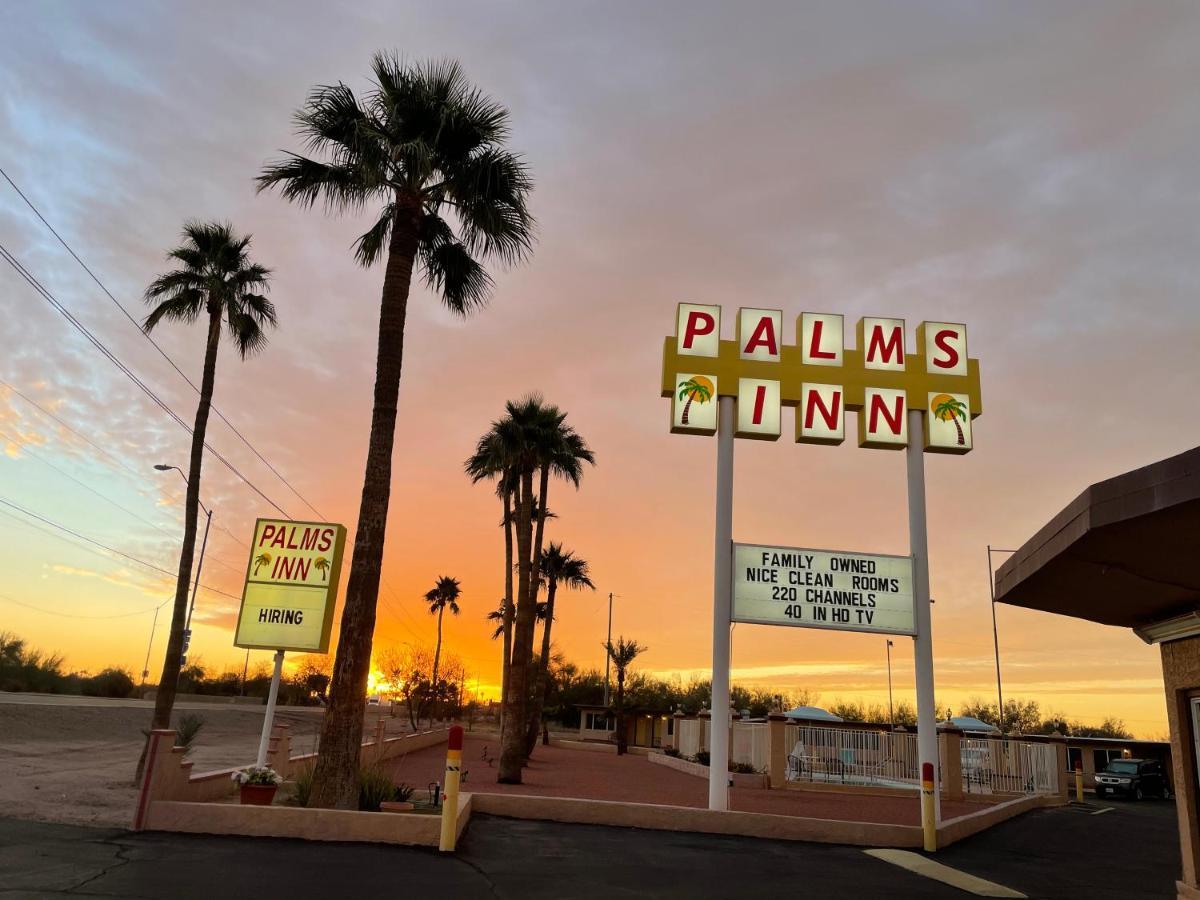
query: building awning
995 446 1200 629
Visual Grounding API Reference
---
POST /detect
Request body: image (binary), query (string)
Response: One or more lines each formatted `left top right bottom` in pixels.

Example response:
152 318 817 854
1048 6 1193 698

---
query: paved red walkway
381 735 995 826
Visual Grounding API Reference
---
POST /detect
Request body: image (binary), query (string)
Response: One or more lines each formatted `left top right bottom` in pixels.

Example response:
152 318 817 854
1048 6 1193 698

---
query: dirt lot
0 698 403 827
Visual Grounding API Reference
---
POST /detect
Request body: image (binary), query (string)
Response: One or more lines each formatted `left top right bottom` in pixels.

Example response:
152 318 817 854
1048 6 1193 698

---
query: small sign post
234 518 347 767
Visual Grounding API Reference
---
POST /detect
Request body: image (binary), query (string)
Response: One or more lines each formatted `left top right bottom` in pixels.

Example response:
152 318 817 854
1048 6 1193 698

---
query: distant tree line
0 633 332 706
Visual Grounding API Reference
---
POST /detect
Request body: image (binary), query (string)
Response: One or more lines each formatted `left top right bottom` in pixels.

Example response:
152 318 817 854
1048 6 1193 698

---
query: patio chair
786 741 807 780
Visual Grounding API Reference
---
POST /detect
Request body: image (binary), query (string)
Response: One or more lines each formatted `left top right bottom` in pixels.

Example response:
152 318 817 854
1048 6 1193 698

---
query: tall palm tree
465 432 519 730
425 575 461 723
604 637 647 755
138 222 275 775
258 55 534 809
525 543 594 754
493 397 593 782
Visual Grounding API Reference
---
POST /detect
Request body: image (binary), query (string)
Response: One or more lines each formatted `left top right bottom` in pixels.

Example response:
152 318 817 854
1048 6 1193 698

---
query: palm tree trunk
310 205 421 809
431 605 444 726
954 418 964 445
524 577 558 756
137 307 221 782
498 467 535 782
615 670 626 755
681 396 693 424
499 487 514 732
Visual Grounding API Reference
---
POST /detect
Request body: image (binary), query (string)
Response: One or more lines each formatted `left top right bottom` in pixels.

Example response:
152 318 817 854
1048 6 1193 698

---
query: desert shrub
175 713 204 750
81 667 136 698
694 750 710 766
394 782 414 803
358 765 397 812
291 764 316 807
663 746 681 758
729 761 758 774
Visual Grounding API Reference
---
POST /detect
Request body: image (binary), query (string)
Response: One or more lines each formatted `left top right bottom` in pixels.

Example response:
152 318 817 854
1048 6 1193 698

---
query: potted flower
232 766 283 806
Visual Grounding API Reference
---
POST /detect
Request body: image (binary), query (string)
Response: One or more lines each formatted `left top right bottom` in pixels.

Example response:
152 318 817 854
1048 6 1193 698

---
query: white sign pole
710 396 735 812
905 408 941 830
256 649 285 767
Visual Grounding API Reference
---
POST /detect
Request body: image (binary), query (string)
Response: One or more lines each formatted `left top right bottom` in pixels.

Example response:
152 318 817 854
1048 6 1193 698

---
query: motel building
996 446 1200 898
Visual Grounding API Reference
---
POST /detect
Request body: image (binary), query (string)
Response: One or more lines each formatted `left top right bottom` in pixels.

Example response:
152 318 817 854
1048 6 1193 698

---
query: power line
0 592 166 620
1 377 250 553
0 240 291 517
0 428 246 578
0 495 241 601
0 165 324 520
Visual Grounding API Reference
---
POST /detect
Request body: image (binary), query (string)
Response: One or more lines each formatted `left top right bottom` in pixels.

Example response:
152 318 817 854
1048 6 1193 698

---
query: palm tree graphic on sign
677 376 714 425
314 556 330 582
931 394 968 446
253 552 272 576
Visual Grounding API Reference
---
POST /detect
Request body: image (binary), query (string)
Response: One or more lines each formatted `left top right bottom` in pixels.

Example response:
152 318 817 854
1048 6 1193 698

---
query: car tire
1134 786 1144 801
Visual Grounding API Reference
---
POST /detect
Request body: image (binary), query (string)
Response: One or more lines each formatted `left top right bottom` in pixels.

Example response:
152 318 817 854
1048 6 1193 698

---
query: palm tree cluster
466 396 594 783
137 54 534 808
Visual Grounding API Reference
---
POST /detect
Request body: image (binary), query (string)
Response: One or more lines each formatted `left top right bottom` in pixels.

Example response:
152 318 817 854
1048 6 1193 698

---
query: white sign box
732 543 915 636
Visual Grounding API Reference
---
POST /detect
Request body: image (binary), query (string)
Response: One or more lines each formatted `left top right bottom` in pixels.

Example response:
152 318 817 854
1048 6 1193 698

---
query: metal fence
784 724 920 789
961 738 1058 796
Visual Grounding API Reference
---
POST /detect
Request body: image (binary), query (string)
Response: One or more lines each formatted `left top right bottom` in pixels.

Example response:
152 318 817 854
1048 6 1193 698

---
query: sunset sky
2 2 1197 738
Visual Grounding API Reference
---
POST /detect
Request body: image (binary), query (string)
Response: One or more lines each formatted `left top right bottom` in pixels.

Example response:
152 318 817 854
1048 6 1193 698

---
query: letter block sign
234 518 348 653
662 305 981 453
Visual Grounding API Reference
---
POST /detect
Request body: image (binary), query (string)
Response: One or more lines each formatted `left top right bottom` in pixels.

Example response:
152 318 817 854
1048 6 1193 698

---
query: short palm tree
932 395 969 445
137 221 275 774
526 544 594 754
313 557 330 582
486 598 546 640
425 575 461 723
677 376 713 425
604 637 647 755
259 55 533 810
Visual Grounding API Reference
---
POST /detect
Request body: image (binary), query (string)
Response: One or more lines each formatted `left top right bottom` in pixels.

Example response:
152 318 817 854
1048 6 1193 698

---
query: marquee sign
661 306 982 451
234 518 347 653
732 543 915 636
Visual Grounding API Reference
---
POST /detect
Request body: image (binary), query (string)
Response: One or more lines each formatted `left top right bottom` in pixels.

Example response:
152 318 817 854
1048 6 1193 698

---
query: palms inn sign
660 305 982 850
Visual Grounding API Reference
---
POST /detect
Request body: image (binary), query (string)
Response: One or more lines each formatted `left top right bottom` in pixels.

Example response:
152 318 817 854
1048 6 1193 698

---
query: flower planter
239 784 278 806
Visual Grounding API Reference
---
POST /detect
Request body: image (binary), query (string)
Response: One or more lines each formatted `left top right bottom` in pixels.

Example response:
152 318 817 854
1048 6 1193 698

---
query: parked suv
1094 759 1171 800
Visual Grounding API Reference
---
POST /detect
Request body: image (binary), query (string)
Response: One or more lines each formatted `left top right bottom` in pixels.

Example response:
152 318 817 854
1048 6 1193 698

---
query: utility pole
603 592 614 707
140 605 160 693
986 546 1016 732
886 639 895 730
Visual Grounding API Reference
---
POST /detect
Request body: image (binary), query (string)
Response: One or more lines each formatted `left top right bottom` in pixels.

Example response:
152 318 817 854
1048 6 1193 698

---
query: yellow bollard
1074 764 1084 803
921 762 937 852
439 725 464 852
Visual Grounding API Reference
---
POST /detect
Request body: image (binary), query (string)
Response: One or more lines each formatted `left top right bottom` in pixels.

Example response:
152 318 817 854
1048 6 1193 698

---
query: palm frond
354 204 395 267
256 154 372 214
421 237 492 315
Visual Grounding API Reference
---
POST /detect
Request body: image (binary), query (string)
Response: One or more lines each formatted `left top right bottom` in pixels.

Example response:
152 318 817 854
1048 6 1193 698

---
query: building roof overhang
995 446 1200 632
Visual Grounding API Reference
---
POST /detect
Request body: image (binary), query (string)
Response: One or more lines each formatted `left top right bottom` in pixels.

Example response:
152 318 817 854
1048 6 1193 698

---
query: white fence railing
677 718 703 759
730 723 770 772
962 738 1058 796
785 724 920 789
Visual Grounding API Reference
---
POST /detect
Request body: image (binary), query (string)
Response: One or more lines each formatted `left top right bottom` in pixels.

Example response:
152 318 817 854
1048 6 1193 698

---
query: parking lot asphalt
0 797 1181 899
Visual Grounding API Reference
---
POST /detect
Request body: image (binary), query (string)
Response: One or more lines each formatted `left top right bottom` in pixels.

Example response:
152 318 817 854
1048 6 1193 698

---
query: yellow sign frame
661 311 982 453
233 518 347 653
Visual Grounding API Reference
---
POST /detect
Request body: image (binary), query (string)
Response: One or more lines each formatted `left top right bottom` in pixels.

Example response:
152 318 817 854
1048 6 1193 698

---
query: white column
256 649 285 767
709 396 735 811
906 409 941 825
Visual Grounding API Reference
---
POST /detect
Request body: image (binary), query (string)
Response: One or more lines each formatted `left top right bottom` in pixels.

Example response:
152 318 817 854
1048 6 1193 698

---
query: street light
155 464 212 656
603 592 618 707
